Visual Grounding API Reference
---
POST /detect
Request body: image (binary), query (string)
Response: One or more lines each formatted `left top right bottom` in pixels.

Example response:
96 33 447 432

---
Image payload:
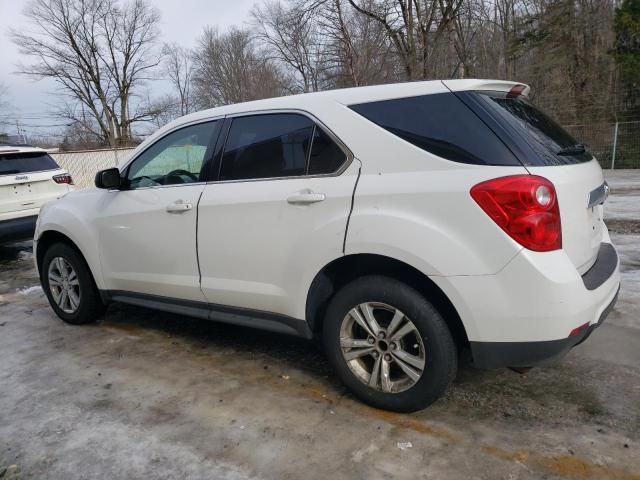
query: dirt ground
1 171 639 480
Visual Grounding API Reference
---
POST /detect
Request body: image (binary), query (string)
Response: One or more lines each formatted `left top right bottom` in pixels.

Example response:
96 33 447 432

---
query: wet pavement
0 171 638 479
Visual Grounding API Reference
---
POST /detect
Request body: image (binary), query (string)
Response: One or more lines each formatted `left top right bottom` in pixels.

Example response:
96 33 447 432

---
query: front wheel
41 242 106 325
323 276 457 412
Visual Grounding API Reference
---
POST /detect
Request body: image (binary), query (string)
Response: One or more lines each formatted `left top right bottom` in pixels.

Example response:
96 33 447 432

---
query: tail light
52 173 74 185
470 175 561 252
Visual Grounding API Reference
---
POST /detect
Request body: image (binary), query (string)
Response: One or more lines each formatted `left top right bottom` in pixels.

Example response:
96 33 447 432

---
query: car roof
174 78 523 124
0 145 47 155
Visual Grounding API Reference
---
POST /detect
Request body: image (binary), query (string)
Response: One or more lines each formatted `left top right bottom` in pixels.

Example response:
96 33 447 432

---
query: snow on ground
604 169 640 221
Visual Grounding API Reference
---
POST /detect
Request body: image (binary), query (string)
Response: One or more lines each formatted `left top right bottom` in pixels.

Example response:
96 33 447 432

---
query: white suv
34 80 620 412
1 145 73 244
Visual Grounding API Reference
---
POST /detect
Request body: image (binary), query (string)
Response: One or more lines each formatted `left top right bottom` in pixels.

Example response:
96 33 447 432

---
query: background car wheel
323 275 457 412
41 242 106 325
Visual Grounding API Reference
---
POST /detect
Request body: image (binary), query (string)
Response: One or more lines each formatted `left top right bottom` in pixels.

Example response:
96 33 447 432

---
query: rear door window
0 152 59 175
470 91 592 165
220 114 314 181
349 93 520 166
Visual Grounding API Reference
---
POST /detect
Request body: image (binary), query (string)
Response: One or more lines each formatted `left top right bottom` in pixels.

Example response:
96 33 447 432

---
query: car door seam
343 161 362 253
196 189 204 291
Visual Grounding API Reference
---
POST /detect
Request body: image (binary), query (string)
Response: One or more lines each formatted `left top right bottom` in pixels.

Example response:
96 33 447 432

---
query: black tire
323 275 457 412
41 242 106 325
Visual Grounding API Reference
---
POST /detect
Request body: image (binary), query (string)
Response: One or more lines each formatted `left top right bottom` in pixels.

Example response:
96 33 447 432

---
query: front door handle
287 191 326 205
166 200 193 213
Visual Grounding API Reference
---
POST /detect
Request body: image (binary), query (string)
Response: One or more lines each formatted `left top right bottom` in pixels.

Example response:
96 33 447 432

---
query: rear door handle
166 200 193 213
287 191 326 205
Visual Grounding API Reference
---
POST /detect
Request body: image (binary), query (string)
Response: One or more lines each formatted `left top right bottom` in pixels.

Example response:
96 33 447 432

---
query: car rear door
197 112 359 319
94 120 222 301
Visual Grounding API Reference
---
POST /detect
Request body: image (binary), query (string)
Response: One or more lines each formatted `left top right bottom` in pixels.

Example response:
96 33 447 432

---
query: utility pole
15 119 26 144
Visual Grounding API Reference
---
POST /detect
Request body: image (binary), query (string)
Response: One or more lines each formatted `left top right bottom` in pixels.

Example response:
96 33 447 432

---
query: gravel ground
0 170 638 480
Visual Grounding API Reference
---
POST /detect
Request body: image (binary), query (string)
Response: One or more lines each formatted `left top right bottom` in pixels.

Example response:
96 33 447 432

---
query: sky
0 0 257 138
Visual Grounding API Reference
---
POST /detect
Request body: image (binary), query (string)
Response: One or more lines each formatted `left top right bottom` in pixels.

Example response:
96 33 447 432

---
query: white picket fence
50 148 135 189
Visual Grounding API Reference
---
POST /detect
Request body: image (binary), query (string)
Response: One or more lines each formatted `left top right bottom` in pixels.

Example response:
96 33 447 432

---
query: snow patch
19 286 42 295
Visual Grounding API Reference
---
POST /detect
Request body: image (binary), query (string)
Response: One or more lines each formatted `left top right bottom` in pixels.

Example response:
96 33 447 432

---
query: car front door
95 120 221 302
197 112 359 319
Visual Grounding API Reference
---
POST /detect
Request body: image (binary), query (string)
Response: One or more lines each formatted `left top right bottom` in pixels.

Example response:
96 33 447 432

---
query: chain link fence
564 121 640 170
50 148 135 189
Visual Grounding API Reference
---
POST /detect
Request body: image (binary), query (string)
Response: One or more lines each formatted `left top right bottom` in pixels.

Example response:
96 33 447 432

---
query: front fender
35 196 105 290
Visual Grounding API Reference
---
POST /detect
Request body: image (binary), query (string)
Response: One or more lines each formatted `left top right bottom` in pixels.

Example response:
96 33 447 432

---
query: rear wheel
42 242 106 324
323 276 457 412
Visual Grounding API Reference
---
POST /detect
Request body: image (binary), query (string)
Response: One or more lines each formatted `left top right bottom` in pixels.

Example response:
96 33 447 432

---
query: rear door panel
197 112 359 320
197 160 360 318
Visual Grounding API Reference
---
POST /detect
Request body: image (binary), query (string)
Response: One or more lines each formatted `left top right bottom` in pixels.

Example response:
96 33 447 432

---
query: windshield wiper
557 144 586 156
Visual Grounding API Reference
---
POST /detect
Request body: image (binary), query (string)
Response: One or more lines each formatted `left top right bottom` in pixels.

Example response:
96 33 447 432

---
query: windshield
474 91 593 166
0 151 60 175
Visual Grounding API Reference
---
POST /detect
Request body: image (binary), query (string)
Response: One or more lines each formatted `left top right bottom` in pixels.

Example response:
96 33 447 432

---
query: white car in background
0 145 73 244
34 80 620 412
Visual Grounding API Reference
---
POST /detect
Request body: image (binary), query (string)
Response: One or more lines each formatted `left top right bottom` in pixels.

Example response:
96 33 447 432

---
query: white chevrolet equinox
35 80 620 412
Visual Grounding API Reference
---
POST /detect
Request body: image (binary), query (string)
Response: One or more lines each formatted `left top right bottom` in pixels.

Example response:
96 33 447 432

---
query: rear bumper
470 285 619 368
432 241 621 368
0 215 38 244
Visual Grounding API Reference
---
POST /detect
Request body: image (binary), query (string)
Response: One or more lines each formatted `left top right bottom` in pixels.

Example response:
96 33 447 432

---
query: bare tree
449 0 482 78
11 0 162 146
252 0 325 92
59 118 105 150
191 27 288 108
346 0 466 80
0 82 11 130
162 42 194 116
317 0 396 87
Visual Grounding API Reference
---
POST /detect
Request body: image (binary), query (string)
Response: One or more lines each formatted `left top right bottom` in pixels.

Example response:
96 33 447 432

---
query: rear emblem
14 175 28 181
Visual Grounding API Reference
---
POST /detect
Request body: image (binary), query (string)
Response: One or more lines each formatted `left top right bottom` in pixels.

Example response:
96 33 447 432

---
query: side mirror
95 168 122 189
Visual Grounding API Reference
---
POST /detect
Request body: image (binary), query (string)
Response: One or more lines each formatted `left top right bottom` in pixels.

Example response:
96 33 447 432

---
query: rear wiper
557 144 586 156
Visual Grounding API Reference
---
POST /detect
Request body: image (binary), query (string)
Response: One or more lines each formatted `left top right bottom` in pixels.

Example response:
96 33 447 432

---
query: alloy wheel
47 257 81 314
339 302 426 393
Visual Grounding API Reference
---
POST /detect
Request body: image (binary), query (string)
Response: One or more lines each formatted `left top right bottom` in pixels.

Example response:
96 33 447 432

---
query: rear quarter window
0 152 59 175
307 127 347 175
349 93 520 166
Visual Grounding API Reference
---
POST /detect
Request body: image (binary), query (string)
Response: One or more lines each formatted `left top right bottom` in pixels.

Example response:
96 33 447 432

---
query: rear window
349 93 520 166
0 151 59 175
472 91 592 165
